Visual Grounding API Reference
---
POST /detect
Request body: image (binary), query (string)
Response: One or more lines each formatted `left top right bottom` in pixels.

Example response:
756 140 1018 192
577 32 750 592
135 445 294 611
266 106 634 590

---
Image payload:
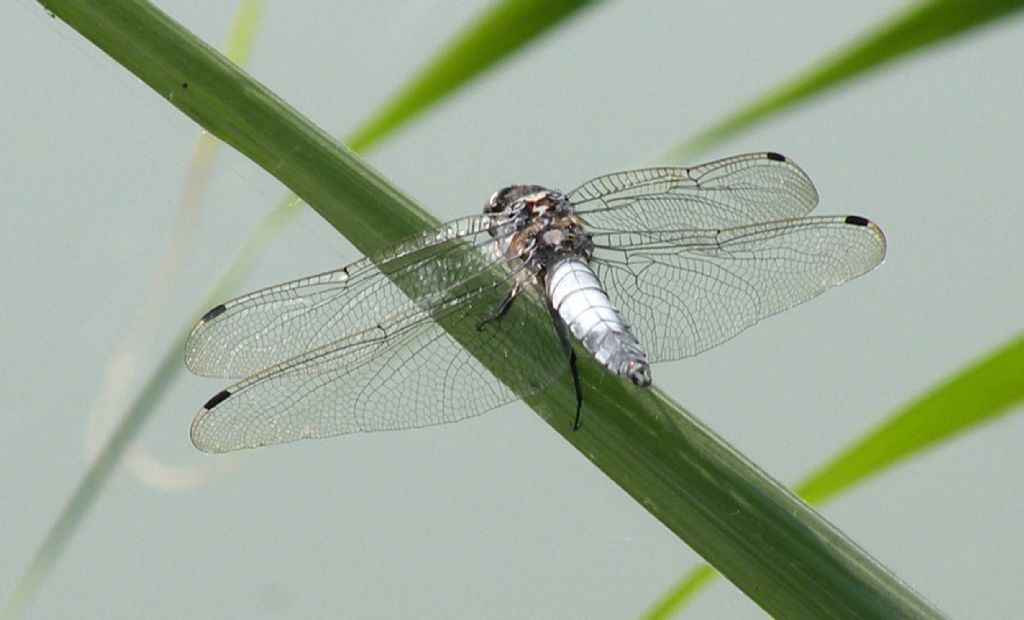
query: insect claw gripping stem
476 284 520 331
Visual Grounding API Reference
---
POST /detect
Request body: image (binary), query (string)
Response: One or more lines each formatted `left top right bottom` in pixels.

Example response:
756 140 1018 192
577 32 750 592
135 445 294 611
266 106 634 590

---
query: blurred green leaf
347 0 597 151
799 335 1024 502
664 0 1024 161
643 2 1024 615
5 1 971 619
646 336 1024 618
3 3 601 616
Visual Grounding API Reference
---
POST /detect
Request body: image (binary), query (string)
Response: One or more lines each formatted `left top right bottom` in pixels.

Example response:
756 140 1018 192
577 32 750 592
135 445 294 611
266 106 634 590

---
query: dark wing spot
765 152 786 162
202 390 232 411
844 215 870 226
200 303 227 323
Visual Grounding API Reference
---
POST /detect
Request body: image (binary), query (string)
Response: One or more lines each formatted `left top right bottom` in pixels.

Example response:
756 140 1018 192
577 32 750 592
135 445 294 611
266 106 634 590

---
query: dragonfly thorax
486 185 593 275
520 219 594 275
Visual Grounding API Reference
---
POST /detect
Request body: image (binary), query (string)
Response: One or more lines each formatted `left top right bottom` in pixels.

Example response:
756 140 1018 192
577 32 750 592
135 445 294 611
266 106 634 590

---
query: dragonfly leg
546 302 584 431
569 348 583 431
476 282 522 331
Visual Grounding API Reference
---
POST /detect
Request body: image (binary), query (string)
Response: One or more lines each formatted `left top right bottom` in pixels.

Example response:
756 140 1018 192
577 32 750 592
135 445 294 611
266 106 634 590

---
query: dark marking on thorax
486 186 594 280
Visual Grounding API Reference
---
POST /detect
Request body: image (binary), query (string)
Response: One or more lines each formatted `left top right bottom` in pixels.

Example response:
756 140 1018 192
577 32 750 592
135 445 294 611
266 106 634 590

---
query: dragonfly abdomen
545 258 652 387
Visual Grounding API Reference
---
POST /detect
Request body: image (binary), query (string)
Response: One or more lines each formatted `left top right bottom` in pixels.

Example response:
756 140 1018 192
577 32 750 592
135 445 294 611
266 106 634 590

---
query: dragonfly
185 152 886 452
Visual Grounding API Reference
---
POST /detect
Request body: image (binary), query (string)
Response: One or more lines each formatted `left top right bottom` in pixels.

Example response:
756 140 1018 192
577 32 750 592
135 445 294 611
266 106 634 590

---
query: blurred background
3 1 1023 617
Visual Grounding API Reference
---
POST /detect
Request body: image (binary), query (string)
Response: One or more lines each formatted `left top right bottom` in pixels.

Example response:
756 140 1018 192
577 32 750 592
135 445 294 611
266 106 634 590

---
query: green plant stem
646 335 1024 618
8 2 945 618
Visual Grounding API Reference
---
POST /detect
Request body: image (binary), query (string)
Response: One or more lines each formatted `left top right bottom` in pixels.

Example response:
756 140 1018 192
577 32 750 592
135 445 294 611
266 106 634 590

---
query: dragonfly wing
568 152 819 233
185 216 503 379
590 215 886 363
190 281 566 452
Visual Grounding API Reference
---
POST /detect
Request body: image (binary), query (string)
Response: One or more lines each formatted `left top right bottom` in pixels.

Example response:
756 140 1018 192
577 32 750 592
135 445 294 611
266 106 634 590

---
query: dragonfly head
486 185 570 218
486 184 549 215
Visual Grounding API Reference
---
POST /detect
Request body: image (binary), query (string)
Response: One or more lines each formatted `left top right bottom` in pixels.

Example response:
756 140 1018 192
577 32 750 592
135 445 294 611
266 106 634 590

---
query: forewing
591 216 886 363
190 282 566 452
568 152 819 233
185 215 503 379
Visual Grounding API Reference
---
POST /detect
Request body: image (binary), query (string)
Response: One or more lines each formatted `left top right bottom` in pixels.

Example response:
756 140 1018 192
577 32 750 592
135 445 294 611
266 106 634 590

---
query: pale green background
3 2 1023 618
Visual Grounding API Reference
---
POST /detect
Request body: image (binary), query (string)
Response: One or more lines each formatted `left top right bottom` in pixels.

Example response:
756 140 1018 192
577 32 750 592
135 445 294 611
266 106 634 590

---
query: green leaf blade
664 0 1024 161
647 335 1024 618
346 0 597 151
10 2 955 619
798 334 1024 504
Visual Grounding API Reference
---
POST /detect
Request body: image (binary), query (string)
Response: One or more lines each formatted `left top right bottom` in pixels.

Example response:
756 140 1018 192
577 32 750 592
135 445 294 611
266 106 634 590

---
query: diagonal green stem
646 336 1024 618
8 2 947 618
3 2 597 616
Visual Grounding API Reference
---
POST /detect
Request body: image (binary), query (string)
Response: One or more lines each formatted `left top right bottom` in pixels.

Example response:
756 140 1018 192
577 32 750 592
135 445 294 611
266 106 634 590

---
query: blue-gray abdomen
545 258 652 386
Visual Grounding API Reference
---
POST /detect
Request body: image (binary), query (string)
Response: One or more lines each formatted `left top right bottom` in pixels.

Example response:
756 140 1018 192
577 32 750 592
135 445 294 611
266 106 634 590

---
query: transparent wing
590 215 886 363
186 215 504 379
189 281 565 452
187 215 568 452
568 152 819 232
